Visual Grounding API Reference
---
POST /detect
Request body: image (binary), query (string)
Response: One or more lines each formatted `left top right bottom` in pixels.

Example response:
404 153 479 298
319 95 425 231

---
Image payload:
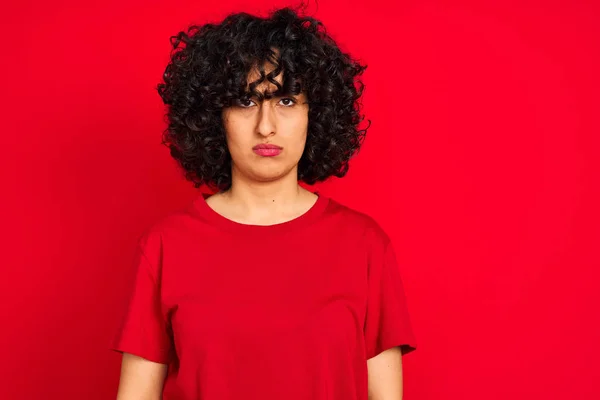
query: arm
367 346 404 400
116 353 168 400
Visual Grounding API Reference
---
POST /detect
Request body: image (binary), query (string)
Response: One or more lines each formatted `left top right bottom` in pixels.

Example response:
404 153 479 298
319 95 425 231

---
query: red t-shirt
112 192 417 399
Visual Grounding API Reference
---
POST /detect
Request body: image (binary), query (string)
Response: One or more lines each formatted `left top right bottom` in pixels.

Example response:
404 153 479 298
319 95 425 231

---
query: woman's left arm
367 346 404 400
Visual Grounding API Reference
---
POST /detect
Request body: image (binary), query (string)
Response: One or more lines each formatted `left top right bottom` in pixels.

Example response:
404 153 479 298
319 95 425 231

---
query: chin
251 173 287 183
248 166 294 182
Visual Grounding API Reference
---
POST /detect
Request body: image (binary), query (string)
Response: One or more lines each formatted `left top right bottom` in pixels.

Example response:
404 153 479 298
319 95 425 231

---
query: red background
1 0 599 399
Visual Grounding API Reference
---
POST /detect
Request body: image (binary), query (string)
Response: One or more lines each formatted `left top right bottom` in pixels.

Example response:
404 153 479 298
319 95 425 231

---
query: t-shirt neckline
193 191 330 235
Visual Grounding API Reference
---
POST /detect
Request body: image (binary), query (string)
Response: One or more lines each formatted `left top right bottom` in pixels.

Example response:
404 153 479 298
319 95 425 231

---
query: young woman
112 6 417 400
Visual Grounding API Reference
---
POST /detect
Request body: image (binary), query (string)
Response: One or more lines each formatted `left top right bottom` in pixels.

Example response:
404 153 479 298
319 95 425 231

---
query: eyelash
236 97 297 108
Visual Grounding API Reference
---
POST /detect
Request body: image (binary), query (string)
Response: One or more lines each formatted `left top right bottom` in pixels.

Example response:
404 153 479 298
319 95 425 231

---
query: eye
235 98 256 108
278 97 296 107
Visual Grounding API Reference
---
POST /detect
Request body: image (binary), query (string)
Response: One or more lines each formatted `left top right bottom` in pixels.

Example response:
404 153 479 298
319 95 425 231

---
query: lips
253 144 283 150
253 143 282 157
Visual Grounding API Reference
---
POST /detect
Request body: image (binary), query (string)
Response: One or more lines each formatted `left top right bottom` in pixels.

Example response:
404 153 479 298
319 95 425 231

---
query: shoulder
325 195 392 246
134 196 205 254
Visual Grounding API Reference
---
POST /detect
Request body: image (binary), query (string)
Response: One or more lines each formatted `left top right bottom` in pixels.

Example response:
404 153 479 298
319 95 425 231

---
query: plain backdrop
1 0 599 399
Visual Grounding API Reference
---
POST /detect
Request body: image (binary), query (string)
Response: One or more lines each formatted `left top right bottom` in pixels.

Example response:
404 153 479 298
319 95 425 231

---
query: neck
222 166 311 212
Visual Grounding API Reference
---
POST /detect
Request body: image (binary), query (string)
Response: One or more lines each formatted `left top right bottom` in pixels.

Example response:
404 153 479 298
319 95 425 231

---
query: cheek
285 115 309 147
297 133 308 152
223 123 250 153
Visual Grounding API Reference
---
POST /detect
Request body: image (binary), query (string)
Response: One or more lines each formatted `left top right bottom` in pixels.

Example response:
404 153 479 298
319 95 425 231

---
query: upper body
110 189 415 400
113 5 417 399
112 191 417 400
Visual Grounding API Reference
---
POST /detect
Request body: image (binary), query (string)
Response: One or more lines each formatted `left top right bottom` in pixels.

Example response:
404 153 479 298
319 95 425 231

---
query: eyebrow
241 88 300 100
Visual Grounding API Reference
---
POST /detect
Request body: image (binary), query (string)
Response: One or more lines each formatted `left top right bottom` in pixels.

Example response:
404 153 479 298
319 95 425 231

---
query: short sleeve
111 234 174 364
364 232 417 359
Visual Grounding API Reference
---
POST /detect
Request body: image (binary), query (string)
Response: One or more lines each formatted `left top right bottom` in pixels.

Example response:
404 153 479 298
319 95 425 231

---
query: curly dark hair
156 5 370 191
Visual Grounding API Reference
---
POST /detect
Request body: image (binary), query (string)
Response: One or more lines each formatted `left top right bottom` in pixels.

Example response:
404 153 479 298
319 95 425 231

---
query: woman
112 6 417 400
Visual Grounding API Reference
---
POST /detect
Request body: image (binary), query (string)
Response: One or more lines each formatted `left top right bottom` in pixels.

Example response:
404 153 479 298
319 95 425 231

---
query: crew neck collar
192 191 330 235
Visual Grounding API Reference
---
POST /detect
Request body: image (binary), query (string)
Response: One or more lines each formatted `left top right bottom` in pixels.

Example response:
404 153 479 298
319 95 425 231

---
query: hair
157 5 370 191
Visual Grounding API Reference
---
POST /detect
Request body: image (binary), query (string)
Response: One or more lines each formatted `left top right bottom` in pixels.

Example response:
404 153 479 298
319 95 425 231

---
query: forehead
245 61 283 93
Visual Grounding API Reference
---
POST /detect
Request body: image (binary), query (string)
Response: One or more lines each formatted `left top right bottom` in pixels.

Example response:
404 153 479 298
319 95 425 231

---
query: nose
256 102 276 137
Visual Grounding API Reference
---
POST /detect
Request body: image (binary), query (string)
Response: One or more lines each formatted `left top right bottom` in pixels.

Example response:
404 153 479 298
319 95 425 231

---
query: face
221 60 309 185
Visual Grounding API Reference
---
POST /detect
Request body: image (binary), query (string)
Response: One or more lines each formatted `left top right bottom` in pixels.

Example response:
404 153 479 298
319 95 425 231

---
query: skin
367 347 405 399
116 58 405 400
116 353 167 400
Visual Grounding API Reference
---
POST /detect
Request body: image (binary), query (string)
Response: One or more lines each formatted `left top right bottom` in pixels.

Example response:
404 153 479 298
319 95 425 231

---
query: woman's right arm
116 353 168 400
